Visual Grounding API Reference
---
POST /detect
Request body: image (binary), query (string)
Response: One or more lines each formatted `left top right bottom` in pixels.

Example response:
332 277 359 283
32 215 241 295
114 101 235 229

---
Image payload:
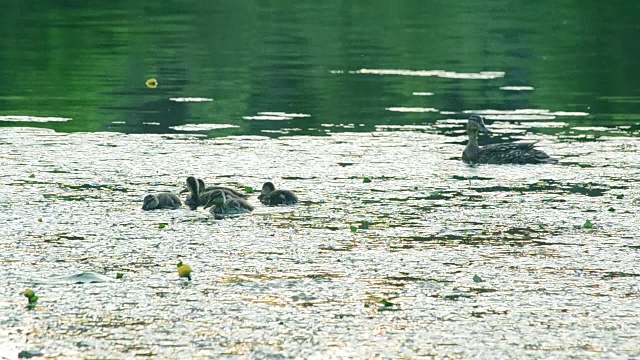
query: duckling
185 176 246 210
182 177 247 208
203 191 254 219
184 176 202 210
142 193 182 210
196 178 247 198
462 114 558 164
258 182 298 205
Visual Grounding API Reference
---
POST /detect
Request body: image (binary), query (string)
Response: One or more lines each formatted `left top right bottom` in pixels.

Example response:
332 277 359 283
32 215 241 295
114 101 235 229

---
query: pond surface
1 1 640 359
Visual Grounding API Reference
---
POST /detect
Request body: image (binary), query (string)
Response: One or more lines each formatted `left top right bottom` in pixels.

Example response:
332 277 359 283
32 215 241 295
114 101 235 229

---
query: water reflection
1 2 639 138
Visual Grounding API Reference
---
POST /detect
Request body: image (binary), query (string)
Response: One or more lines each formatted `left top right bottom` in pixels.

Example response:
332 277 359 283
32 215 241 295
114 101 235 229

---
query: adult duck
462 114 558 164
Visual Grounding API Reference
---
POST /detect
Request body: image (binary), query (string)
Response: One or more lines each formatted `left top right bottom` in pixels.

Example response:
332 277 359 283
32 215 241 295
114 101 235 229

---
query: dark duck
462 114 558 164
258 182 298 206
184 176 247 210
142 193 182 210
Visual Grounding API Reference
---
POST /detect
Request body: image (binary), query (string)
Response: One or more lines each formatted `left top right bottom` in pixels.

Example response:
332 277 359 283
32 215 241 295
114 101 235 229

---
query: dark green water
2 2 640 359
1 1 640 136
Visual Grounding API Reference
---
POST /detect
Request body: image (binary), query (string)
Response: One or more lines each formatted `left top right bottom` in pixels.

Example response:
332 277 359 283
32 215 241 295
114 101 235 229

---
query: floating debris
146 78 158 88
360 220 369 230
353 68 505 80
177 261 192 281
24 289 38 308
169 124 239 131
0 115 71 123
169 97 213 102
243 112 311 121
499 86 534 91
385 107 439 113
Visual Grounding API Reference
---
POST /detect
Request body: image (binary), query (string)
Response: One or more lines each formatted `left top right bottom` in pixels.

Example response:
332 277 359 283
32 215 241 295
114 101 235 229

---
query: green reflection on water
0 1 639 136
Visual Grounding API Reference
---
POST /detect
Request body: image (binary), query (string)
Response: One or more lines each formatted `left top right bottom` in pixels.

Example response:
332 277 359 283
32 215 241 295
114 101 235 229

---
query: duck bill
479 123 492 133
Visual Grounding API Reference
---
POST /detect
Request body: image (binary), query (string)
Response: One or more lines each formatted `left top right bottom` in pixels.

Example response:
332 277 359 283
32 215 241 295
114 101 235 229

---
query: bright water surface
1 2 640 359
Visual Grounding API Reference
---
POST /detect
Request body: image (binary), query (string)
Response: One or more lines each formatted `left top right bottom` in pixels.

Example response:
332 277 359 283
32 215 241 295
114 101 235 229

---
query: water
1 2 640 359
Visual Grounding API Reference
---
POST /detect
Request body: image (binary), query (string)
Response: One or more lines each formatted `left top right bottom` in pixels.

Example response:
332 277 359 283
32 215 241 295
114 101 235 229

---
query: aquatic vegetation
145 78 158 88
583 220 594 229
363 177 372 183
23 289 38 308
177 261 192 281
351 221 370 232
1 124 638 358
377 298 398 312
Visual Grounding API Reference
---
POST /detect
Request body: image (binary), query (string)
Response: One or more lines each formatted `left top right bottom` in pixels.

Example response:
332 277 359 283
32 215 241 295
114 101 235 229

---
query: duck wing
479 142 557 164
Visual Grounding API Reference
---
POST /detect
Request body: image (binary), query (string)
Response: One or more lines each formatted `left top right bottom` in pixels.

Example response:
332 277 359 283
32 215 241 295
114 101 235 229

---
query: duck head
467 114 491 134
142 194 159 210
260 182 276 196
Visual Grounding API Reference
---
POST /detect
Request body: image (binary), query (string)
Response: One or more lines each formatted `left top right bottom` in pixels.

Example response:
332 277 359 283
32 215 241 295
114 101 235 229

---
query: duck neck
463 129 481 161
186 177 200 201
467 129 479 147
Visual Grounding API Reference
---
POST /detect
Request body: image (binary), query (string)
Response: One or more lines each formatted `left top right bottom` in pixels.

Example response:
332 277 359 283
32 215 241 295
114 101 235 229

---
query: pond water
1 2 640 359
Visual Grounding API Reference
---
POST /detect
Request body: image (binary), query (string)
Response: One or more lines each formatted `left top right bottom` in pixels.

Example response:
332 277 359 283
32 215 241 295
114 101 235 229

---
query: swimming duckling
203 191 254 219
183 177 247 209
185 176 246 210
258 182 298 205
196 178 247 198
142 193 182 210
462 114 558 164
184 176 202 210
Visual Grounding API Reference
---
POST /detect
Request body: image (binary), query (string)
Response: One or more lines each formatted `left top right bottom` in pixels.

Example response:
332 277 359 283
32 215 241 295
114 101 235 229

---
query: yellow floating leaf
146 78 158 89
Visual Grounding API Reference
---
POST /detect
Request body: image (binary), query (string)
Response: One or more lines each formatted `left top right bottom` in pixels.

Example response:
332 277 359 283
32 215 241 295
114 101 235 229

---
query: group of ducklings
143 115 556 215
142 176 298 218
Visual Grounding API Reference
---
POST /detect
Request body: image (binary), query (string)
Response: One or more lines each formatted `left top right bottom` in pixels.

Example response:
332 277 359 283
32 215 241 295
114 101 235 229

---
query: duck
180 178 247 198
184 176 248 210
258 182 298 205
462 114 558 164
203 191 254 219
142 193 182 210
